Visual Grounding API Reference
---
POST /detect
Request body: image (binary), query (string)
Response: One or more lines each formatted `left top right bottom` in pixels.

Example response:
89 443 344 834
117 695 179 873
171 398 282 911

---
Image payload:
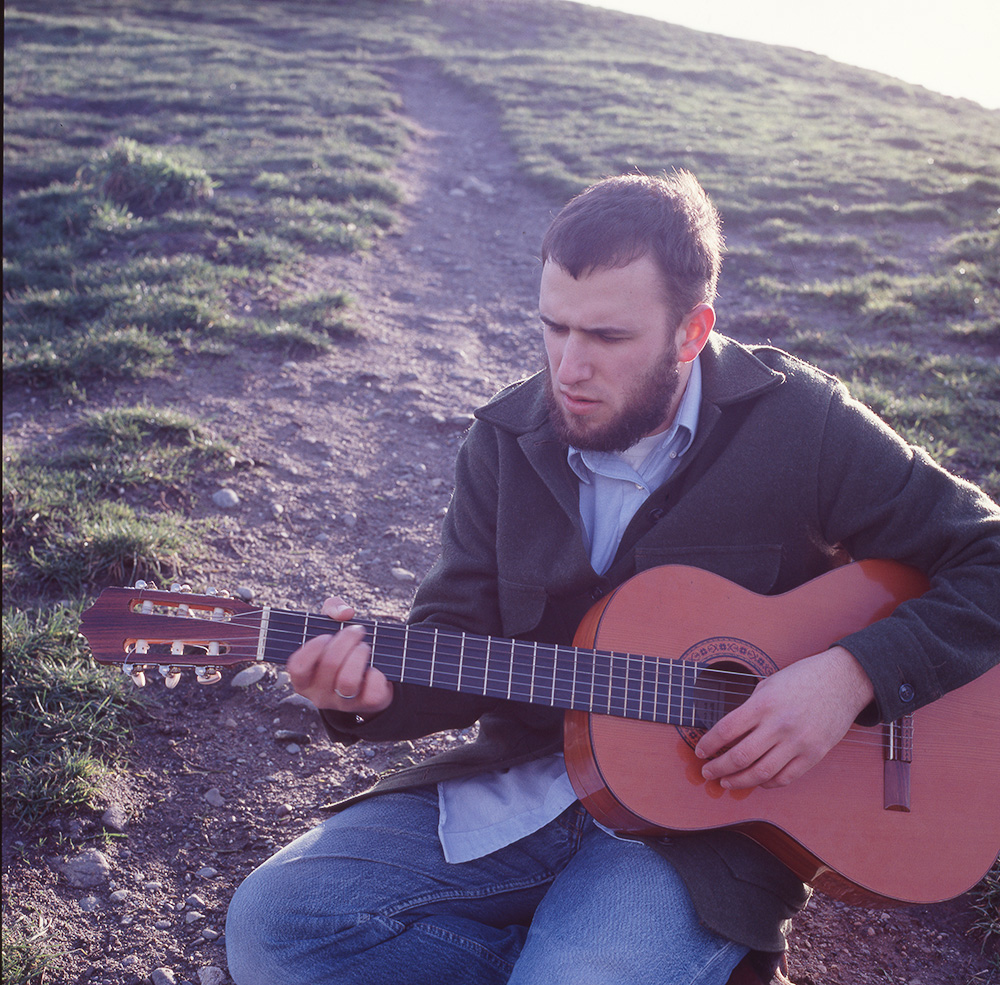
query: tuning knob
159 666 182 688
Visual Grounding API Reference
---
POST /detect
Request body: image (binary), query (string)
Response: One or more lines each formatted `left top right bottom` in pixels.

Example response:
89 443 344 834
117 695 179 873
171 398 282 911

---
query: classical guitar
79 560 1000 907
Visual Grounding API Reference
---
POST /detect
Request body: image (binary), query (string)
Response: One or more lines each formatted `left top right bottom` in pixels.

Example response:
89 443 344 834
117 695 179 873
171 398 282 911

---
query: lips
560 391 600 415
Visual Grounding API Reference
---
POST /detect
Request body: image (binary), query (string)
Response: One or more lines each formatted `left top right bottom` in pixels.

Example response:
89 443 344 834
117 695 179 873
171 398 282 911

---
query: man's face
540 255 683 453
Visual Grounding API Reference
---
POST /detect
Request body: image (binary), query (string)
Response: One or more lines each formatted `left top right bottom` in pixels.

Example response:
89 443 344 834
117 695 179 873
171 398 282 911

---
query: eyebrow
538 313 632 335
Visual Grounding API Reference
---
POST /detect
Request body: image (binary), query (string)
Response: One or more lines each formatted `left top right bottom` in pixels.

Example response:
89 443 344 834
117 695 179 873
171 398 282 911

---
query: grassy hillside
4 0 999 975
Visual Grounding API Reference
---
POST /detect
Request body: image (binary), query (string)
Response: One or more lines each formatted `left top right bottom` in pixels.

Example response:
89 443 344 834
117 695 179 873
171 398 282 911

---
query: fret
484 636 512 699
506 639 515 701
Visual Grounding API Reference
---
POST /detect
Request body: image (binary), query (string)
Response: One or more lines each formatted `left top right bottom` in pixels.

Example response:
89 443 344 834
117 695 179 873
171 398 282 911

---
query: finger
285 633 335 690
320 596 355 620
330 626 372 698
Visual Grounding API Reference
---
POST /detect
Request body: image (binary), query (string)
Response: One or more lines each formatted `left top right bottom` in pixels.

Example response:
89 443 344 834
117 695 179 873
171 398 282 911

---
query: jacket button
898 683 915 703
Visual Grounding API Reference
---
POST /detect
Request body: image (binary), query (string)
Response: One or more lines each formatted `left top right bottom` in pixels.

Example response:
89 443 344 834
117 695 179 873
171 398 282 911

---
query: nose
554 332 592 387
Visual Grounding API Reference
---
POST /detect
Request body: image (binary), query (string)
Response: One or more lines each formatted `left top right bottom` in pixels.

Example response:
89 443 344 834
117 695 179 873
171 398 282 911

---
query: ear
676 303 715 363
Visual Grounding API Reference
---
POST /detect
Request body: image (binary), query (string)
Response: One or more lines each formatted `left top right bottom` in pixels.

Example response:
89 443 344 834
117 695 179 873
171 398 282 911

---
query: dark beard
546 344 681 453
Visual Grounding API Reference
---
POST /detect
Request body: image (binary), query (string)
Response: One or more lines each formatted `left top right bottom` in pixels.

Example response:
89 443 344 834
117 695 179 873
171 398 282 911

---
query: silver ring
334 686 360 701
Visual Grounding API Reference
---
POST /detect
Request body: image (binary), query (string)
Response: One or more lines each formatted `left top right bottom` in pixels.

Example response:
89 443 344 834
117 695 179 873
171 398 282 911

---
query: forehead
539 255 671 328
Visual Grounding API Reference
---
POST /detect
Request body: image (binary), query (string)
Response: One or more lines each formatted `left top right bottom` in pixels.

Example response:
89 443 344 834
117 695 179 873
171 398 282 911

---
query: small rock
235 586 255 602
155 919 172 929
271 503 284 518
274 730 310 744
58 848 111 888
201 928 221 941
223 717 238 728
231 664 268 688
341 512 358 529
151 969 177 985
203 788 226 808
390 567 416 583
211 488 240 509
101 805 128 832
275 804 293 818
185 894 207 909
275 671 291 687
198 967 227 985
144 880 163 891
186 910 205 924
122 955 138 968
278 693 317 712
79 896 99 912
196 867 219 879
284 743 301 754
109 889 129 903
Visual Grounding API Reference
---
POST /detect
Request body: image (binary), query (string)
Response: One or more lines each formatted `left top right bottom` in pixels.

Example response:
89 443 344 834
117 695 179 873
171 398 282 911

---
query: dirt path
4 60 995 985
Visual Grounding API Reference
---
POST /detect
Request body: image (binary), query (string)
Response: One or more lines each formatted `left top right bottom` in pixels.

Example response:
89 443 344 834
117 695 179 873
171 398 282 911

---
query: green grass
1 922 59 985
3 405 231 599
4 2 410 386
1 604 146 828
971 859 1000 971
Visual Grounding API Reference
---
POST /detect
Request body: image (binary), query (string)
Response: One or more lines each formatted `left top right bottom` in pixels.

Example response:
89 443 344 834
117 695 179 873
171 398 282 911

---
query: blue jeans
225 786 747 984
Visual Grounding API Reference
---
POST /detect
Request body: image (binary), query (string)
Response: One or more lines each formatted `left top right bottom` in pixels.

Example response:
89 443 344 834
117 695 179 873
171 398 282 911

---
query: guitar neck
261 608 702 726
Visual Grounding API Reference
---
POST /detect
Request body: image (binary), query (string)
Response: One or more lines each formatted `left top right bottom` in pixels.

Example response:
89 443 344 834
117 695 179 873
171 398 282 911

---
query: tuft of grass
970 858 1000 971
78 137 215 215
1 604 146 828
1 922 59 985
3 405 231 598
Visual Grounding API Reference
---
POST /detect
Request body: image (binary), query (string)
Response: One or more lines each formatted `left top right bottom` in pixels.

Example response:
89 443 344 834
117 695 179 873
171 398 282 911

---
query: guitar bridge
883 716 912 812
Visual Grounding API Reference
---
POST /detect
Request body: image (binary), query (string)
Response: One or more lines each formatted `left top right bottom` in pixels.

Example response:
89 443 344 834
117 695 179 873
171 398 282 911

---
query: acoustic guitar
79 560 1000 907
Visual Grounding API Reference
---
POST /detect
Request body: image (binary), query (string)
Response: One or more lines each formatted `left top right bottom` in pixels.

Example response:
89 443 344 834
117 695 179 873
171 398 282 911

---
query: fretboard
260 610 716 728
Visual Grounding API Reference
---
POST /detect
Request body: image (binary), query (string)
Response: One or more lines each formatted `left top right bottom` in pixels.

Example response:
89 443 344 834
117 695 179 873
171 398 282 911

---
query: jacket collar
474 333 786 437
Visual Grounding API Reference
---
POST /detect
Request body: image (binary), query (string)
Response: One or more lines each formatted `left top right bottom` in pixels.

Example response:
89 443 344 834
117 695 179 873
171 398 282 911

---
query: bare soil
3 60 996 985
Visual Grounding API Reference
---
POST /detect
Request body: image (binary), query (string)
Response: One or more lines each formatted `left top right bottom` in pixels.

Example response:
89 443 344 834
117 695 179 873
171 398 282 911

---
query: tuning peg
195 667 222 685
133 580 148 589
123 664 147 687
205 587 219 596
159 666 182 688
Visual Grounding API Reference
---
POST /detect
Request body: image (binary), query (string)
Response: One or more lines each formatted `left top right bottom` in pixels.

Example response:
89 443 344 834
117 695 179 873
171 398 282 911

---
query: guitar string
109 609 938 751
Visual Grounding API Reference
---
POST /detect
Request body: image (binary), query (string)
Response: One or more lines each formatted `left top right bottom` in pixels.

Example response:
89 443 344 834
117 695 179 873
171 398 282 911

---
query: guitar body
564 561 1000 906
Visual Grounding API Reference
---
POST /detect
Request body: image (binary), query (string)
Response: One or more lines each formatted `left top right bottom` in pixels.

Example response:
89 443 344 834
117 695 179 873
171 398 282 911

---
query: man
225 172 1000 985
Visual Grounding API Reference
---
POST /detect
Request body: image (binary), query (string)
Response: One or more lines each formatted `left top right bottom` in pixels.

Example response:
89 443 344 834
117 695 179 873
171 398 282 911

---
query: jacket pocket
497 577 549 637
633 544 783 595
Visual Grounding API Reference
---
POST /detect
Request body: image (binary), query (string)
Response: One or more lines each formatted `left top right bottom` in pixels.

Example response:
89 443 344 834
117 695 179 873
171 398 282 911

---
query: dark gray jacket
323 334 1000 951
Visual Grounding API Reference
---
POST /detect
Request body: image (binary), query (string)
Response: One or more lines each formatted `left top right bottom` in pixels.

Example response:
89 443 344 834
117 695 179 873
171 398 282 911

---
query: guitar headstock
79 582 263 688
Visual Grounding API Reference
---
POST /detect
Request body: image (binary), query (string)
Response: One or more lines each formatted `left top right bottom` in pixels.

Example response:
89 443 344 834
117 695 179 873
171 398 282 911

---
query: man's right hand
285 597 394 717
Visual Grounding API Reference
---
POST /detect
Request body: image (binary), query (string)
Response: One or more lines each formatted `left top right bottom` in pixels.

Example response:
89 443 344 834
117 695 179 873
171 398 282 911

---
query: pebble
196 867 219 879
231 664 268 688
185 910 205 924
285 743 301 754
211 488 240 509
58 848 111 888
186 893 207 908
235 585 255 602
155 919 172 929
198 967 227 985
203 788 226 808
390 566 416 583
101 805 128 832
109 889 129 903
79 896 99 912
278 693 317 712
274 730 310 744
151 969 176 985
201 928 221 941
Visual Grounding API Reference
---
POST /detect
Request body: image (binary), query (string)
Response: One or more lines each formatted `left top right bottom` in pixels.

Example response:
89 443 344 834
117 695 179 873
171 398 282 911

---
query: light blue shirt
437 359 703 862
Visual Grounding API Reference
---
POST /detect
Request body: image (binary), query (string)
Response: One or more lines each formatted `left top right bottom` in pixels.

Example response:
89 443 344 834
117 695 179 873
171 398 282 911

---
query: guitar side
564 563 1000 906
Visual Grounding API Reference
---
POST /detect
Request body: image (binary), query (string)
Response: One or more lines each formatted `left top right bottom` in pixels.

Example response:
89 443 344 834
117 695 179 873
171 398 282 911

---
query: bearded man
225 172 1000 985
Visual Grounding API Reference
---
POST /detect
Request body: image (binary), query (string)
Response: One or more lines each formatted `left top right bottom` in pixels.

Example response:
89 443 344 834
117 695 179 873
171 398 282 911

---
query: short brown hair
541 171 724 329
